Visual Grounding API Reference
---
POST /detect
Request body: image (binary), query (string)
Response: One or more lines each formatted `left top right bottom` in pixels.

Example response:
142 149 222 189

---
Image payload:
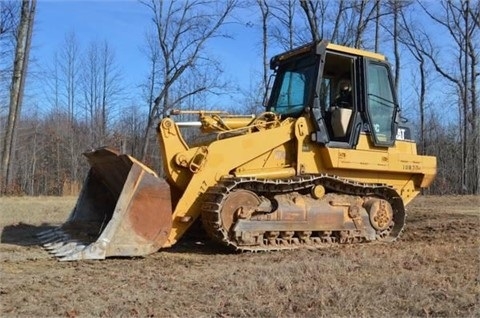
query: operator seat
331 80 353 138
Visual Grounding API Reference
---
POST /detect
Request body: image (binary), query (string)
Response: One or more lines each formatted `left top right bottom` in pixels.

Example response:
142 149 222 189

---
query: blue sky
32 0 262 108
35 1 149 84
28 0 461 124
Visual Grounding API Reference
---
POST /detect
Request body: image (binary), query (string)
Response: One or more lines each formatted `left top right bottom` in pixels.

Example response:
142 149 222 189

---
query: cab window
268 56 316 116
366 62 397 145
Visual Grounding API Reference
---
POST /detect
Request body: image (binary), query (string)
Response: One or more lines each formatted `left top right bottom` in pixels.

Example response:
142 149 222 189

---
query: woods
1 0 36 194
0 0 479 196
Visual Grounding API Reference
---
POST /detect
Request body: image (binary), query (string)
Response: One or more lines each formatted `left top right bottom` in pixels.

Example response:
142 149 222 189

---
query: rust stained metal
38 148 173 261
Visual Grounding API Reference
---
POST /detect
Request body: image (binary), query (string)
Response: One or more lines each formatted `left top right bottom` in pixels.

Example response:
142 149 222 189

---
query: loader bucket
38 148 173 261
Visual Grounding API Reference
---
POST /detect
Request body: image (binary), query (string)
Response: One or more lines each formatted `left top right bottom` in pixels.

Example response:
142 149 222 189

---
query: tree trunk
419 60 426 155
257 0 269 94
1 0 36 194
300 0 320 42
393 1 400 92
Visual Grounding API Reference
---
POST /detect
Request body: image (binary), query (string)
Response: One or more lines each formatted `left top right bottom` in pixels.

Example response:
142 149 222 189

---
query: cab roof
326 43 385 61
270 41 386 69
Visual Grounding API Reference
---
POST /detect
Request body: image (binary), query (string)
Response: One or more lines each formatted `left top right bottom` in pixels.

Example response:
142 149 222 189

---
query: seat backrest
331 107 353 138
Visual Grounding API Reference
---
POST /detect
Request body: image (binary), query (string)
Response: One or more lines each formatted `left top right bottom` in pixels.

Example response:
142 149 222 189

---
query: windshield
268 55 317 116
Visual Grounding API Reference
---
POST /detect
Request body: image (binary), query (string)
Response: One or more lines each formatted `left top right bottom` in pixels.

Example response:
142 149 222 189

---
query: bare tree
139 0 237 161
38 31 86 193
57 32 82 187
423 114 463 194
58 31 81 124
257 0 269 90
390 0 400 91
1 0 35 194
398 11 428 154
0 1 19 76
99 41 123 143
82 41 101 142
0 1 20 186
374 0 380 52
269 0 299 50
298 0 380 49
417 0 479 194
299 0 320 41
382 1 412 92
137 29 161 159
118 102 147 158
330 0 347 43
352 0 378 48
81 40 123 146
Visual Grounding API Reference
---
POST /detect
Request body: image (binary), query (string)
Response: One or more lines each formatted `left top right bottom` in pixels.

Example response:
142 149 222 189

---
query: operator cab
267 41 399 148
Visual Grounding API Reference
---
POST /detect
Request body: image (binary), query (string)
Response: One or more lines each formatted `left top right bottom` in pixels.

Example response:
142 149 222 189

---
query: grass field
0 195 479 317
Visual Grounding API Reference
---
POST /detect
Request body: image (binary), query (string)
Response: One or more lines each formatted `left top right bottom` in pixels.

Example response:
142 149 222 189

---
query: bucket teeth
49 241 78 255
58 245 88 261
44 240 69 251
38 226 92 260
53 243 86 257
41 237 89 260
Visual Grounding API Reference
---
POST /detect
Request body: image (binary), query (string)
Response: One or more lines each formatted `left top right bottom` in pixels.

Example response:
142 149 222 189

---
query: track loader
39 41 436 260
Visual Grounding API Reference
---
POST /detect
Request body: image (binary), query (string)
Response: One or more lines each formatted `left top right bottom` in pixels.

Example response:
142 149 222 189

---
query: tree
396 6 429 155
137 29 162 160
50 31 83 188
374 0 380 52
299 0 320 42
81 40 123 146
139 0 237 161
257 0 269 90
1 0 36 194
389 0 401 91
0 1 20 185
418 0 479 194
0 1 19 78
270 0 302 50
58 31 81 124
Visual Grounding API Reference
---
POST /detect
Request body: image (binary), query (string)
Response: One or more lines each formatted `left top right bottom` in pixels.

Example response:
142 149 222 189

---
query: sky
32 0 262 110
27 0 462 124
34 1 152 85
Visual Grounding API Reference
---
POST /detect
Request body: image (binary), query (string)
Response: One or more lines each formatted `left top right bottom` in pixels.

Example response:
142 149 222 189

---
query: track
201 175 405 251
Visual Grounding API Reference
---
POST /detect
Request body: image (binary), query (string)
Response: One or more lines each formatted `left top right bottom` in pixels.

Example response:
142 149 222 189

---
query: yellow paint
158 114 436 247
327 43 386 61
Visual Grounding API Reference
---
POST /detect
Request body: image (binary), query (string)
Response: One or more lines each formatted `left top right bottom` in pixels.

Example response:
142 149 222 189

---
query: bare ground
0 195 479 317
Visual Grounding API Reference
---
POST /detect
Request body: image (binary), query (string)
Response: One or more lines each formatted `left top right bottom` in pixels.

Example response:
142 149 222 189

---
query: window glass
367 63 396 143
319 78 331 111
269 57 316 116
276 72 306 113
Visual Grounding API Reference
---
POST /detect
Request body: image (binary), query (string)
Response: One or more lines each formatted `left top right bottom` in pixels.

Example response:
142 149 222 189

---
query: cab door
364 60 399 147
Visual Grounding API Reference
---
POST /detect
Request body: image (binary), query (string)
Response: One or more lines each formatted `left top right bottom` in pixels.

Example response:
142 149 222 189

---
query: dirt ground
0 195 479 317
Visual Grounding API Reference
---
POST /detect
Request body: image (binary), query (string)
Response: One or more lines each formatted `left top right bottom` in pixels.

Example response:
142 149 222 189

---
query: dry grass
0 196 76 226
0 195 479 317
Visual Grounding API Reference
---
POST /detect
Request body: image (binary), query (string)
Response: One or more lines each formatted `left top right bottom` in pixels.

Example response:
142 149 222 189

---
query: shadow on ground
160 218 233 255
1 222 231 257
1 223 57 246
167 236 233 255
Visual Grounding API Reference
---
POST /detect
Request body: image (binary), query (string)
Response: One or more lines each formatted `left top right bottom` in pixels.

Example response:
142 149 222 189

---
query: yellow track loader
39 41 436 260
